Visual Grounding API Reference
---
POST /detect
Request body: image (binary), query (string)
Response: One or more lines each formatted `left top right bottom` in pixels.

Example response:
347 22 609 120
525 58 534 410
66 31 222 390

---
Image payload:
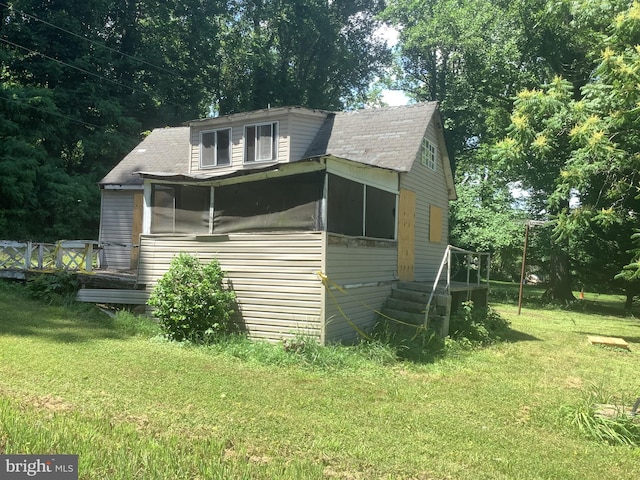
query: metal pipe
518 222 530 315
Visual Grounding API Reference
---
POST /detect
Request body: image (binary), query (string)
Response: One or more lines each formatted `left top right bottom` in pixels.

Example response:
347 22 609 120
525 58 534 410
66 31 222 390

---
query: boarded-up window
429 205 443 243
327 174 364 237
213 172 323 233
151 184 210 234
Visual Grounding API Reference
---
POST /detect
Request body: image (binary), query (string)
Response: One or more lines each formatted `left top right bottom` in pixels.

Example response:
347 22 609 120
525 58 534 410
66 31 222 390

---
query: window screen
327 174 364 236
150 184 210 234
213 172 323 233
365 186 396 239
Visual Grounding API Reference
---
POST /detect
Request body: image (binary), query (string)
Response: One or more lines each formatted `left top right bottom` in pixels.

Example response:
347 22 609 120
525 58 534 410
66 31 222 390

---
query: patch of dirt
565 376 583 389
222 441 272 465
28 394 74 413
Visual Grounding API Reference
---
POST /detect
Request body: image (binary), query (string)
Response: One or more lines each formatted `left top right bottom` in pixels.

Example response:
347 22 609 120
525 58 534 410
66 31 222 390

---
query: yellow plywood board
398 189 416 282
587 335 630 350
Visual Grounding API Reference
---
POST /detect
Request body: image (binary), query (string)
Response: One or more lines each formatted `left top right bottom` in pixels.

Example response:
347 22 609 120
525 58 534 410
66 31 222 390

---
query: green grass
1 279 639 479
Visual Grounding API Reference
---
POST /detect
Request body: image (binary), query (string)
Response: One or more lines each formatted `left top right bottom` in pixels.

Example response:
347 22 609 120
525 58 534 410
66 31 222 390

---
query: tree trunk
543 239 575 304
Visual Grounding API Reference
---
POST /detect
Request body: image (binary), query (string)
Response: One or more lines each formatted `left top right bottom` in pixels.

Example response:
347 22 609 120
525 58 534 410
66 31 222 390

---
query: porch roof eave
136 156 328 184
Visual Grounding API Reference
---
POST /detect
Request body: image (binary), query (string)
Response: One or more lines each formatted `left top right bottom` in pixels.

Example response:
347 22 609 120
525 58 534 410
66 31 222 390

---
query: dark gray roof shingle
99 127 190 185
304 102 439 172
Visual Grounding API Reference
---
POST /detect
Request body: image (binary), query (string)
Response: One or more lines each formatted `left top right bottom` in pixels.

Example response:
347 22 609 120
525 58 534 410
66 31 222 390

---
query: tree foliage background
3 0 640 302
0 0 388 241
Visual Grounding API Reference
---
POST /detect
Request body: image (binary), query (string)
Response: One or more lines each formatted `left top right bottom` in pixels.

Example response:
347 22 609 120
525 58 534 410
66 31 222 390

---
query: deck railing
0 240 101 272
424 245 491 327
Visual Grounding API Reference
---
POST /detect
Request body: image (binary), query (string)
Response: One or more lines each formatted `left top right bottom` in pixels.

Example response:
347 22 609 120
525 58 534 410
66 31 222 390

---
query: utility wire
0 92 143 142
0 37 186 110
0 0 180 78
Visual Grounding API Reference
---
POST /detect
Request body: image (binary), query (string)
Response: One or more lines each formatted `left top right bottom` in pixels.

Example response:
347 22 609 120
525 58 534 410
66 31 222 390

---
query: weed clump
563 384 640 446
26 271 79 304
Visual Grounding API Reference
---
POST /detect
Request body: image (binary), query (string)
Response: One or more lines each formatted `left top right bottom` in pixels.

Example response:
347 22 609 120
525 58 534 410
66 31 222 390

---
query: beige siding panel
190 114 292 174
323 243 397 343
99 190 136 270
288 113 328 161
400 121 449 281
138 232 323 343
324 285 392 344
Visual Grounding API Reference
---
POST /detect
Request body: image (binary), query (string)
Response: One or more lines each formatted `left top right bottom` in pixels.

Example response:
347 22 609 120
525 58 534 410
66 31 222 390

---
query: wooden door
397 189 416 281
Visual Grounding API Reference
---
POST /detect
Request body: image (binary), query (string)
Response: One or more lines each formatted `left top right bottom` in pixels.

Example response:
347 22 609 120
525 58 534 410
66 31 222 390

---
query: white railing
423 245 491 327
0 240 101 272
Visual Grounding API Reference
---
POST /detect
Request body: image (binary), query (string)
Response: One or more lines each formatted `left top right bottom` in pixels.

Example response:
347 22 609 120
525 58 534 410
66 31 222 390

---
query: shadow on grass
0 314 132 343
490 281 640 319
503 328 542 343
0 281 142 343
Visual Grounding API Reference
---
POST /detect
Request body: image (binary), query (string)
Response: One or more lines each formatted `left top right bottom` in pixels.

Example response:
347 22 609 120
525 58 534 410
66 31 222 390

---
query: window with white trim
421 137 437 171
245 122 278 163
200 128 231 167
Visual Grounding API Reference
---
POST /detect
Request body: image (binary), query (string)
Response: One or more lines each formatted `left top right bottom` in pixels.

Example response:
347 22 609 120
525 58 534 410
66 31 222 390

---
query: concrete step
385 297 425 314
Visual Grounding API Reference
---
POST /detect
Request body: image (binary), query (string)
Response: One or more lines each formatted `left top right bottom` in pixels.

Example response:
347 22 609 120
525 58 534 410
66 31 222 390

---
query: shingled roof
100 103 446 187
99 127 190 186
304 102 440 172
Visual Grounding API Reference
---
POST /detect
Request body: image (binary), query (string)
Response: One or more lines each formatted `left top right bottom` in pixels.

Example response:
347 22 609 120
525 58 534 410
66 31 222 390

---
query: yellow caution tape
316 271 428 340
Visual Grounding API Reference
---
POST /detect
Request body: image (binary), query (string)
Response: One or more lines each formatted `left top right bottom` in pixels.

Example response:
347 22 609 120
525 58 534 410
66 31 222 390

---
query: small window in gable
421 137 437 171
200 128 231 168
245 122 278 163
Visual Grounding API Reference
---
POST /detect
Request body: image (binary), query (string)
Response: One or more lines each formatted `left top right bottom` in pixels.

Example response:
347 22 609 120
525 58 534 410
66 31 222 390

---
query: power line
0 37 186 110
0 91 142 142
0 0 180 79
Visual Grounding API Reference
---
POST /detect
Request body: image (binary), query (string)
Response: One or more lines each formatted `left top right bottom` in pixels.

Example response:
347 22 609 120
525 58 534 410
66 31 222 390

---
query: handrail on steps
423 245 491 329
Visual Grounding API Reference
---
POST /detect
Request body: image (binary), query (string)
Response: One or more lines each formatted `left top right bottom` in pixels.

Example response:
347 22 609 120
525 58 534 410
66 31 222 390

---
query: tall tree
0 0 389 240
495 1 640 302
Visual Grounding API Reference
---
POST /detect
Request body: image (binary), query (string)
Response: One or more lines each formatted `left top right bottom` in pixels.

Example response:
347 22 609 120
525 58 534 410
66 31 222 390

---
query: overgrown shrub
148 253 237 342
448 301 510 348
26 271 79 304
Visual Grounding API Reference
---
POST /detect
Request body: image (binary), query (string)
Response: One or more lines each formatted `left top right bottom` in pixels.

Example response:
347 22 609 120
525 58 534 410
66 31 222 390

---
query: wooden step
380 308 424 325
77 289 149 305
385 297 425 314
391 287 429 303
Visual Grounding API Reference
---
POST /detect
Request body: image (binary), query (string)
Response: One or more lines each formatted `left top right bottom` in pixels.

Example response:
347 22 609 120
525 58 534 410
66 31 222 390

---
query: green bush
448 301 510 348
148 253 237 342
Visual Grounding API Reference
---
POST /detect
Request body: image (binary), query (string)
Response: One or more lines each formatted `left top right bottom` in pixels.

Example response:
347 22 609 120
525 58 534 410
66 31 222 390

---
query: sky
376 24 410 106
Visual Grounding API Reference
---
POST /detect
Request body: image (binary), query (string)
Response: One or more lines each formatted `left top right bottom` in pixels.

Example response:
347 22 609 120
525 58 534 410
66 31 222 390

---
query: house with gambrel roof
98 103 466 344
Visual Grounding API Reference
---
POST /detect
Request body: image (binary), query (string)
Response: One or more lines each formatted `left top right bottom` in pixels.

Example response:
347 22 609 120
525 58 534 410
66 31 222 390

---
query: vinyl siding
138 231 324 342
400 122 450 281
288 112 327 160
189 110 327 174
323 238 397 343
98 190 136 270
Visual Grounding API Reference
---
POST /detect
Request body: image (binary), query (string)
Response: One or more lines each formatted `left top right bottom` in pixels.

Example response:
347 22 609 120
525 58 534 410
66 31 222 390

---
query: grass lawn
0 280 639 479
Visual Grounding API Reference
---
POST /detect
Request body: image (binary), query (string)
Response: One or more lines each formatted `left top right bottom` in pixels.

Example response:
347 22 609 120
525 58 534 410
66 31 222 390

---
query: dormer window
200 128 231 168
421 137 437 171
245 122 278 163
